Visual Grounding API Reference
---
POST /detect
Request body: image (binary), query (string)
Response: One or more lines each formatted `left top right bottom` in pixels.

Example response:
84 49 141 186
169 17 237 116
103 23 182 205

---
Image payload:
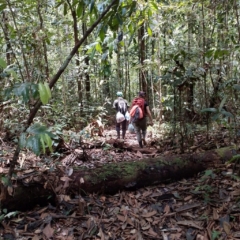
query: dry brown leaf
142 210 157 218
136 151 143 158
223 221 231 235
43 223 54 239
121 222 127 230
196 234 204 240
147 228 158 237
176 202 201 212
141 224 151 230
98 227 105 240
7 186 13 196
126 217 134 226
233 232 240 238
171 233 182 240
184 195 192 201
231 189 240 196
34 229 42 234
164 204 170 214
32 236 40 240
60 176 72 182
137 231 144 240
130 229 137 234
177 220 203 230
117 214 126 222
142 191 152 197
180 212 195 219
36 207 48 214
212 208 219 220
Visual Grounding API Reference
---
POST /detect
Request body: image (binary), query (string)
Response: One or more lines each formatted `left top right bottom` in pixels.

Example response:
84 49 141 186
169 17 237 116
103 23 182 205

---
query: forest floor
0 123 240 240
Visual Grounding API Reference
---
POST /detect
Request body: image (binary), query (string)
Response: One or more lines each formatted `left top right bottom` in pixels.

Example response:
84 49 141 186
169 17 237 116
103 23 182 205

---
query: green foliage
201 95 234 121
227 154 240 164
38 82 52 105
19 123 54 156
211 230 221 240
0 58 7 69
4 83 38 103
193 170 216 203
0 209 19 222
1 176 11 187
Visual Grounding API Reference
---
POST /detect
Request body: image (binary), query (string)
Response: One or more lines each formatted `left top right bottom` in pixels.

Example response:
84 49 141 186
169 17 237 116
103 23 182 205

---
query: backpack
118 99 127 115
129 97 145 122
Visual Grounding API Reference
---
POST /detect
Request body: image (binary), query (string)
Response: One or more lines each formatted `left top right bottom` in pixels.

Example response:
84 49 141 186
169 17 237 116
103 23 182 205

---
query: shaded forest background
1 0 240 146
1 1 240 239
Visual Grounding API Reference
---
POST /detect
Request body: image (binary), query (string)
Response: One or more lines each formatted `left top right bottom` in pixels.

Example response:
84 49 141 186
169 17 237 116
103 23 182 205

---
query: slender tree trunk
235 0 240 42
138 23 147 92
82 19 91 101
67 0 86 110
124 42 128 97
117 38 121 90
6 0 30 81
37 1 49 79
1 11 11 65
201 2 209 140
0 11 24 80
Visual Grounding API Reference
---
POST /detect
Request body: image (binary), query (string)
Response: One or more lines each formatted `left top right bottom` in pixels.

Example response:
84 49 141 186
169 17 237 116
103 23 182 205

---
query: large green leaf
89 0 95 13
26 136 41 156
4 82 39 102
95 43 102 53
212 113 221 121
219 96 227 111
40 133 53 153
4 69 17 79
38 82 51 105
0 58 7 69
0 3 7 11
77 1 84 18
213 49 229 60
27 123 48 135
201 108 218 113
221 110 234 118
12 83 31 103
19 133 27 149
63 2 68 15
147 26 152 36
233 84 240 91
24 124 55 155
1 176 11 187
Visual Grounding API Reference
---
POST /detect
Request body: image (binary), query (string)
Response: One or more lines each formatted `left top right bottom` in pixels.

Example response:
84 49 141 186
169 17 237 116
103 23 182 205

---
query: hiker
113 91 129 139
130 91 153 148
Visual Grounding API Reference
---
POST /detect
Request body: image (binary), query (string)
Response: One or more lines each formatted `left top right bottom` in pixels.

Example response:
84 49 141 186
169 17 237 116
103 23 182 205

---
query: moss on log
70 146 236 195
1 146 237 211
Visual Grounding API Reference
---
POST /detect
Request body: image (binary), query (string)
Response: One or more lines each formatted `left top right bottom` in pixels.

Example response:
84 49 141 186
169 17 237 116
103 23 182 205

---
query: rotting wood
0 146 237 211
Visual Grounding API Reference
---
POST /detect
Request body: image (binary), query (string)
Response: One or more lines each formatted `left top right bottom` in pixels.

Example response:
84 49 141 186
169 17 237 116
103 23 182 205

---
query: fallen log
1 147 237 211
69 146 236 194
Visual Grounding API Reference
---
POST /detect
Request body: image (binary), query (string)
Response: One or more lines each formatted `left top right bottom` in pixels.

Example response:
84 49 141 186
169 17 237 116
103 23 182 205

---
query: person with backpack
130 91 153 148
113 91 129 139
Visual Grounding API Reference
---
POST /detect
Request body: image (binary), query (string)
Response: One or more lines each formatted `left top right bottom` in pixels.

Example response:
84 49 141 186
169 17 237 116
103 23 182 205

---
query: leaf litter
0 127 240 239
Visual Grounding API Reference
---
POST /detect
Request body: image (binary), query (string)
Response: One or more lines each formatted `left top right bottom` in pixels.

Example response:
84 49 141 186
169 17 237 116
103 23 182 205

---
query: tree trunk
138 23 147 92
1 147 236 211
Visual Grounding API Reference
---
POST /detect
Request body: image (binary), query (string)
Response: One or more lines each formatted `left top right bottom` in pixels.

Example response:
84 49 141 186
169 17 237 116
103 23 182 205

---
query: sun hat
117 91 123 97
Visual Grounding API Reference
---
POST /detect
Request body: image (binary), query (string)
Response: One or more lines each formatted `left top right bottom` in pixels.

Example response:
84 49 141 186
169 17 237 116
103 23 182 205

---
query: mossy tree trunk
1 147 236 211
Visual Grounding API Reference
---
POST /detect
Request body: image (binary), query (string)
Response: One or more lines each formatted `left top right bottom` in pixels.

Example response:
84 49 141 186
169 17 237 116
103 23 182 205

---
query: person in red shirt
130 91 153 148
